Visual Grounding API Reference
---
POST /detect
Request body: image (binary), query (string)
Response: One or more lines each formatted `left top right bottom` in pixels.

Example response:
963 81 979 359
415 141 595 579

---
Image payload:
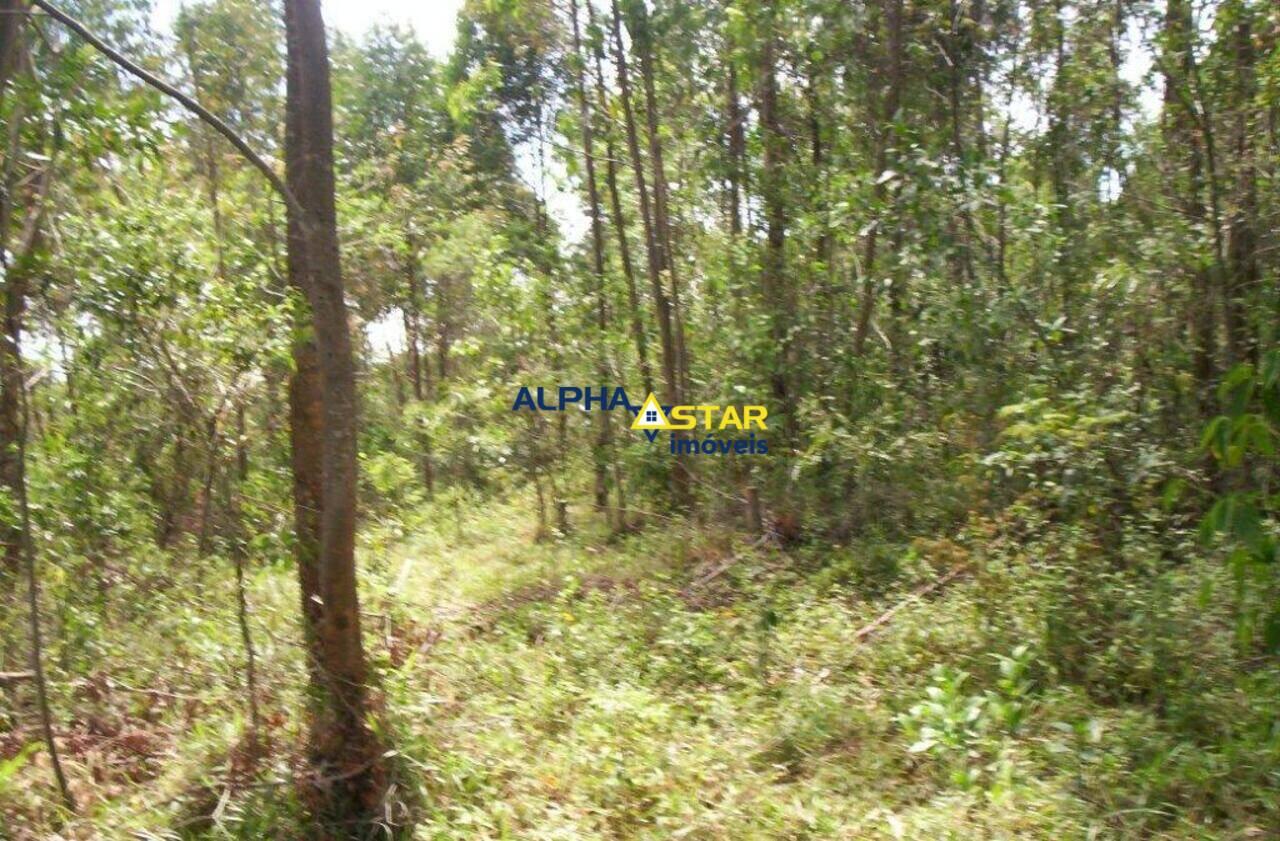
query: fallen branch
689 535 770 587
0 670 35 684
73 676 203 702
677 535 775 602
852 564 970 642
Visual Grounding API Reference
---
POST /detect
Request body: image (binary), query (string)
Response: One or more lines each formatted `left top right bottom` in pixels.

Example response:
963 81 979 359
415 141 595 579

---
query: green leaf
1226 498 1263 551
1264 608 1280 654
0 743 40 794
1200 497 1229 543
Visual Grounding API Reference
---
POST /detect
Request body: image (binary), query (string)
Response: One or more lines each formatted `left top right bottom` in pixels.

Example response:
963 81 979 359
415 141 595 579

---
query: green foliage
1201 350 1280 652
3 0 1278 836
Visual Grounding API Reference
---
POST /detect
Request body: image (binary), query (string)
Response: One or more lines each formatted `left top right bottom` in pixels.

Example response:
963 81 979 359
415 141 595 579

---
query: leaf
1261 349 1280 390
1199 501 1224 544
1200 416 1228 455
1264 609 1280 654
0 743 40 793
1162 477 1187 511
1226 498 1263 551
1218 363 1255 400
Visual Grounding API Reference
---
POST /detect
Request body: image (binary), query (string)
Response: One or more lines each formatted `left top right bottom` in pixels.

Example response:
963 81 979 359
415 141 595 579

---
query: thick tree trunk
288 334 324 658
0 0 27 107
283 0 380 824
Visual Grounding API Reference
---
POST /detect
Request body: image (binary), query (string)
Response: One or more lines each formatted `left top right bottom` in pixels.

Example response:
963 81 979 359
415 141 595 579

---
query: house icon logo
630 393 672 431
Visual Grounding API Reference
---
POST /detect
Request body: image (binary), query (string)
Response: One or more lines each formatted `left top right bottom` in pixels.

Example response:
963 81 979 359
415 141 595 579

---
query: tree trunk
611 0 675 401
628 0 688 401
613 0 690 508
0 0 28 108
1162 0 1217 412
571 0 616 523
726 60 745 240
1225 2 1258 366
590 2 653 397
0 141 75 807
283 0 380 824
853 0 904 356
757 5 794 444
195 412 220 556
402 233 435 495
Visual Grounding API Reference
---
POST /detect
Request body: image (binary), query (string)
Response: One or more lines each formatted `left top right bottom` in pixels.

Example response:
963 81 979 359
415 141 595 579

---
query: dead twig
852 564 971 643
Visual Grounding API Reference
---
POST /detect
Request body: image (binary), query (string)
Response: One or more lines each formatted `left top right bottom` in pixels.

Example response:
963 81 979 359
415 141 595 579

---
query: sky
150 0 466 58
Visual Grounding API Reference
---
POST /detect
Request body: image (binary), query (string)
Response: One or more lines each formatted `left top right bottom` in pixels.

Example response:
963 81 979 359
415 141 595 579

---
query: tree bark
628 0 688 402
0 131 74 807
283 0 380 824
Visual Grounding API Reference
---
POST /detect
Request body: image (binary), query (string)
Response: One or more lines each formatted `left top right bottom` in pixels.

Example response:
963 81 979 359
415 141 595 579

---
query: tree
283 0 382 823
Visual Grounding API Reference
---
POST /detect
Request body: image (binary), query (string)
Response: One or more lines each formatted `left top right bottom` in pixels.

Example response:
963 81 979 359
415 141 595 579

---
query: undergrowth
3 491 1277 839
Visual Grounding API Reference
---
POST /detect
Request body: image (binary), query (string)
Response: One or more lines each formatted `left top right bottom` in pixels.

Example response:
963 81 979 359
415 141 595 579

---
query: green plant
1201 350 1280 652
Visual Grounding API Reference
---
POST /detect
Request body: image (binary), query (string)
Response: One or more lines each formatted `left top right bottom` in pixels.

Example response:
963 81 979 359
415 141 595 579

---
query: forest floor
7 493 1277 839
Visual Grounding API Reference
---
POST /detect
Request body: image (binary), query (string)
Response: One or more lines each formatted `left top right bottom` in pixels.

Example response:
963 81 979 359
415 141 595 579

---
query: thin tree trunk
402 235 435 495
628 0 688 400
225 414 260 735
571 0 615 522
590 3 653 397
0 107 27 580
726 61 745 240
757 5 794 443
611 0 675 402
1162 0 1217 411
20 375 75 813
613 0 690 507
853 0 904 356
196 412 220 555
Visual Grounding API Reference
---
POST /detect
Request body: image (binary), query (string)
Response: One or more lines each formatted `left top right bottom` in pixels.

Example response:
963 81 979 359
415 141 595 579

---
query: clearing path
356 497 1123 840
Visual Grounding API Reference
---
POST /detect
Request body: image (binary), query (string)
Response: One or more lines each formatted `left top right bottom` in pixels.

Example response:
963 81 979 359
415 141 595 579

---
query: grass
3 490 1278 839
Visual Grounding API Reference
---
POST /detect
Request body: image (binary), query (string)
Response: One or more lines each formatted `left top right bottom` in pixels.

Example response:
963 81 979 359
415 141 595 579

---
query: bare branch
29 0 305 223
